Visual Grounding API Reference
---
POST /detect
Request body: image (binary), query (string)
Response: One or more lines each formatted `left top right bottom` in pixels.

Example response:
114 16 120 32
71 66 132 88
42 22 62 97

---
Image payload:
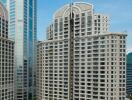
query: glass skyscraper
1 0 6 5
127 53 132 95
6 0 37 99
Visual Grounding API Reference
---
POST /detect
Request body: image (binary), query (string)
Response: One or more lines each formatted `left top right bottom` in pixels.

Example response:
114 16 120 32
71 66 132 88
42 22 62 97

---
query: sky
38 0 132 53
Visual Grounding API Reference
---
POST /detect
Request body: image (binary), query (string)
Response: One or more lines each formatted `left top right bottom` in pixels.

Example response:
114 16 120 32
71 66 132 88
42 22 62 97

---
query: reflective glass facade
127 53 132 95
7 0 37 99
1 0 6 5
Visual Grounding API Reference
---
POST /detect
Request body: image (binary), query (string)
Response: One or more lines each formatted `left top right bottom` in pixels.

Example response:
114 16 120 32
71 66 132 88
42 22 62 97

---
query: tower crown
54 2 93 18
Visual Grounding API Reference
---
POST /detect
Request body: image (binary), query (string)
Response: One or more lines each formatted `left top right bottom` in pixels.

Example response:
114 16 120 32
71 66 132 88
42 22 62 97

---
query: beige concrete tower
0 1 14 99
37 2 126 100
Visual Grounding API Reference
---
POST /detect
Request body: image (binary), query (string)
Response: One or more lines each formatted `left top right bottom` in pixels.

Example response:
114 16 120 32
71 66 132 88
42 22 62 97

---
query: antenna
70 0 73 19
72 0 84 2
124 30 127 34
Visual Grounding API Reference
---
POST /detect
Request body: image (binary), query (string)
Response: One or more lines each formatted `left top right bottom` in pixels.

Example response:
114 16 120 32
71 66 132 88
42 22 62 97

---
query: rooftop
54 2 93 18
127 52 132 64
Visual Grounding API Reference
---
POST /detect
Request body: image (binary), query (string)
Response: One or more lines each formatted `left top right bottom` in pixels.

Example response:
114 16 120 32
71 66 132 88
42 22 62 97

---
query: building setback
0 1 14 99
36 2 127 100
6 0 37 99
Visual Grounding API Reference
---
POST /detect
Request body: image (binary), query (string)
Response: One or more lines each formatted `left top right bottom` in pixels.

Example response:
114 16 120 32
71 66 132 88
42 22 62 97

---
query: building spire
70 0 73 19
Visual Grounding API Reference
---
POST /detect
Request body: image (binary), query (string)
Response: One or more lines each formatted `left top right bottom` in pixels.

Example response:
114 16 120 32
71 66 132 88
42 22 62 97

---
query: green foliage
130 96 132 100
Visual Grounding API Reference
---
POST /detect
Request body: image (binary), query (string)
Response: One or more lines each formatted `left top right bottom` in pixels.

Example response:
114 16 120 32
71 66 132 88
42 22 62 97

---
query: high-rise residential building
127 52 132 95
6 0 37 99
36 2 127 100
0 1 14 99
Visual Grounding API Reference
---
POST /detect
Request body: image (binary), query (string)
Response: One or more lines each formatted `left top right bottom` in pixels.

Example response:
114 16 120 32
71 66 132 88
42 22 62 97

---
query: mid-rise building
37 2 127 100
0 1 14 99
127 52 132 95
6 0 37 99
